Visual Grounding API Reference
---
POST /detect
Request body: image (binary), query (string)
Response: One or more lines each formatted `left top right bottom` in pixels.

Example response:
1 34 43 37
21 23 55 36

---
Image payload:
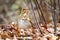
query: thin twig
29 0 44 36
50 0 57 34
35 0 46 24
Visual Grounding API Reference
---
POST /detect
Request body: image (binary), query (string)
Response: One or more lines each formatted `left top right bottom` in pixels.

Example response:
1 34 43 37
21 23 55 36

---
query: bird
18 17 32 29
18 8 32 29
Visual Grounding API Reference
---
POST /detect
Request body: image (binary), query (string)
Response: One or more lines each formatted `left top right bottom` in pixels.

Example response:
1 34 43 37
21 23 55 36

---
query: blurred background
0 0 60 40
0 0 60 25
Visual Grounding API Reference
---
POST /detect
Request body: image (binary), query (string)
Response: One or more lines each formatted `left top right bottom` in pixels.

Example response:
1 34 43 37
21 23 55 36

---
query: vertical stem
50 0 57 34
29 0 43 36
53 0 57 34
35 0 46 24
58 0 60 23
33 0 42 23
58 0 60 10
